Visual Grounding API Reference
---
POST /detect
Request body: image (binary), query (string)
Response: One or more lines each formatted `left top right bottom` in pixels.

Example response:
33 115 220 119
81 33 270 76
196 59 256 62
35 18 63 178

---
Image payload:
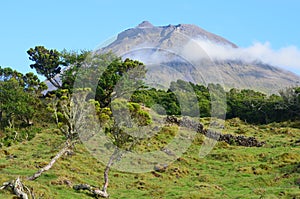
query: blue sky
1 0 300 75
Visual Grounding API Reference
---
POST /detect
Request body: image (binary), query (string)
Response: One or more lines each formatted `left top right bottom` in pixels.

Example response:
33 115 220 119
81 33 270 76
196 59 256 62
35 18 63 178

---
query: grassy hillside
0 118 299 198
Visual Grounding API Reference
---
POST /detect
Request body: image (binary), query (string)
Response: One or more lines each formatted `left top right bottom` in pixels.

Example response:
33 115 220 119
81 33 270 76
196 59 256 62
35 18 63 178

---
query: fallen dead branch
0 177 34 199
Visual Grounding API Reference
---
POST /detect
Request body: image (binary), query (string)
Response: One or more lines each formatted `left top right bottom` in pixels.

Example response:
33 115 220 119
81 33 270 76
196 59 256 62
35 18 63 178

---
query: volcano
99 21 300 93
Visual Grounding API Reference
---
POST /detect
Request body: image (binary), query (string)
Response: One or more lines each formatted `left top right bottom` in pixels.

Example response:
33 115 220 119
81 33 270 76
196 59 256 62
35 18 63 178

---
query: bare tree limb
102 148 120 194
27 142 71 181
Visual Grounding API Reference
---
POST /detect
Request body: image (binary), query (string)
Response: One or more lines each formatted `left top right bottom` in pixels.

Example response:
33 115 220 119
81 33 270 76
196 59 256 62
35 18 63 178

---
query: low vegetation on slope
0 118 299 198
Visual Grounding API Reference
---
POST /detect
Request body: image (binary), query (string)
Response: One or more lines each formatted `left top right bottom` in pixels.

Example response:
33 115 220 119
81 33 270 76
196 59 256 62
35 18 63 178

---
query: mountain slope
100 21 300 94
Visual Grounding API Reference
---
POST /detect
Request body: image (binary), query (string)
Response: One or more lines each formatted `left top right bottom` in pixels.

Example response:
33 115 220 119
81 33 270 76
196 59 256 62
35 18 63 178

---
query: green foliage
226 88 268 123
89 99 112 126
27 46 65 88
279 87 300 118
45 88 98 143
132 80 213 117
96 58 146 107
59 50 300 124
132 77 300 124
0 67 46 129
0 126 41 147
55 52 151 154
107 98 152 149
59 51 147 109
131 88 181 116
0 66 46 94
60 49 91 91
227 87 300 123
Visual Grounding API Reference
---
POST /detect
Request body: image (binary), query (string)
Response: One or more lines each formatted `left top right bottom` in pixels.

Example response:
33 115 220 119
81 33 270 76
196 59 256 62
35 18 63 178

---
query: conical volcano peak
101 21 300 94
137 21 154 28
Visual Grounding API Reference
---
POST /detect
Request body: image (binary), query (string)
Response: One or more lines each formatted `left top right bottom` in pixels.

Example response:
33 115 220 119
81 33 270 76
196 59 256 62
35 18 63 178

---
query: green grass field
0 118 299 198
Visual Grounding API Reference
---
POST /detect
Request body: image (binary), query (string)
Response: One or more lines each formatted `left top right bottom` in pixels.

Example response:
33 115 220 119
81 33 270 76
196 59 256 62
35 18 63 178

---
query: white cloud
186 39 300 75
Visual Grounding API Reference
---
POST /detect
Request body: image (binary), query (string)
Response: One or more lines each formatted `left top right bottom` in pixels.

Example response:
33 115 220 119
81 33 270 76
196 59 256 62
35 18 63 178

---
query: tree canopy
27 46 65 88
0 66 47 130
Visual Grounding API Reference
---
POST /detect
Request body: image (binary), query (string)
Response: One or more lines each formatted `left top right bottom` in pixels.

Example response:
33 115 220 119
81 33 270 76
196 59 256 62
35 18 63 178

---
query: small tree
72 55 149 197
74 98 152 198
103 99 151 195
27 88 92 180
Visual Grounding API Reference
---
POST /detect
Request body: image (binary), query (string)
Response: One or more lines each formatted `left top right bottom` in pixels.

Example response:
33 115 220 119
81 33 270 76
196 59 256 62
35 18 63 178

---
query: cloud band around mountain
192 39 300 75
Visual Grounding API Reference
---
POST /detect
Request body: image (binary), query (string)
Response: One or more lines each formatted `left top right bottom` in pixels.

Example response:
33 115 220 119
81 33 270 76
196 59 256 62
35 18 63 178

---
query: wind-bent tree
27 88 92 180
96 57 148 197
27 46 66 88
72 54 150 198
74 98 152 198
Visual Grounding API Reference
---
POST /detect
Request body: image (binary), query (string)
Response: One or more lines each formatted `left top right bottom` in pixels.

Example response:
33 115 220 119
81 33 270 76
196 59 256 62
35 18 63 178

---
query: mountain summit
137 21 154 28
104 21 237 54
101 21 300 93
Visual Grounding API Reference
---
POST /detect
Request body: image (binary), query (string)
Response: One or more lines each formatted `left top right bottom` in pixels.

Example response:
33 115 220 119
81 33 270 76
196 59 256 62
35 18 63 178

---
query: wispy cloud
186 39 300 75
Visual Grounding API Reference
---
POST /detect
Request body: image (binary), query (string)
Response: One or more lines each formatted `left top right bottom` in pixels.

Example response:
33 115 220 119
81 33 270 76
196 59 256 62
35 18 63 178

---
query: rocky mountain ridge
100 21 300 94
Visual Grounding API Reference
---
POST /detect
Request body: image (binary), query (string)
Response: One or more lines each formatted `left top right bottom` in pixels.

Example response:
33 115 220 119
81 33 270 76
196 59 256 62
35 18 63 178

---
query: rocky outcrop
165 116 265 147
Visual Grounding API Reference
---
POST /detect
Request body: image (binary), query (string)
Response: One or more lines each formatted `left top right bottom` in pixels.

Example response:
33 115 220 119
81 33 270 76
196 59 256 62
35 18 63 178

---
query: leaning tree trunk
27 142 71 181
101 148 119 196
73 149 120 198
102 156 113 194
